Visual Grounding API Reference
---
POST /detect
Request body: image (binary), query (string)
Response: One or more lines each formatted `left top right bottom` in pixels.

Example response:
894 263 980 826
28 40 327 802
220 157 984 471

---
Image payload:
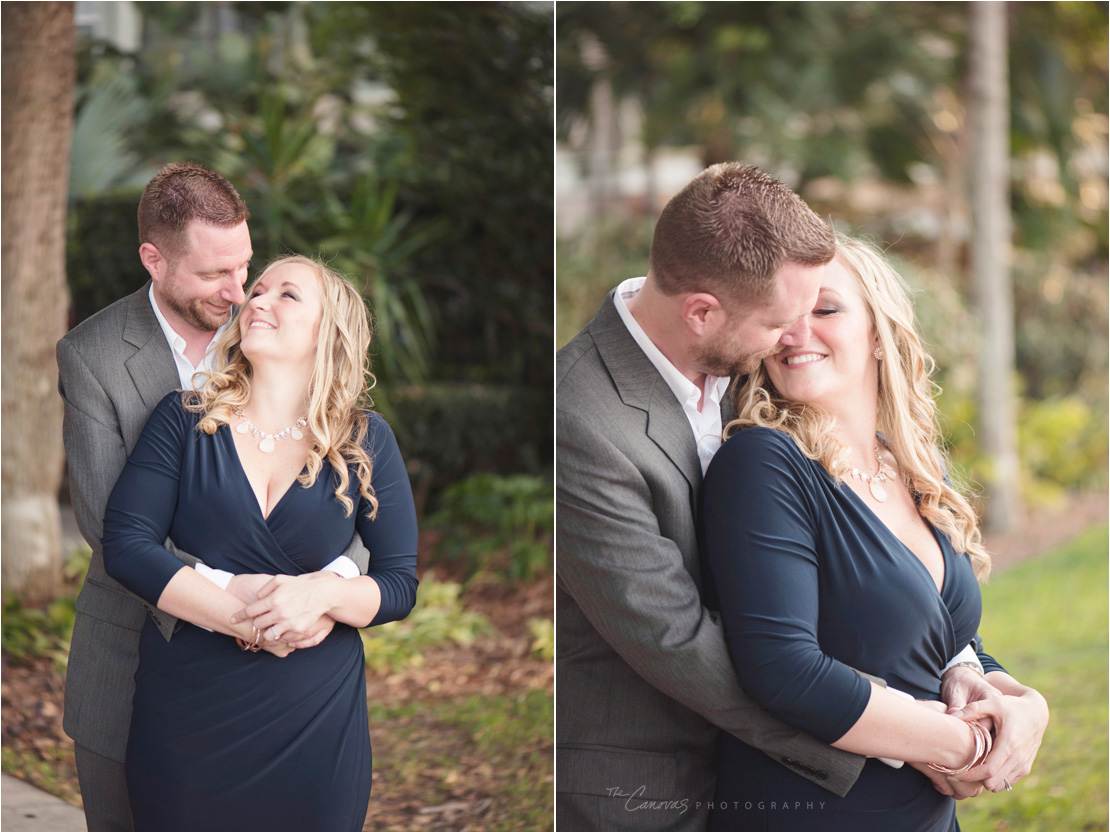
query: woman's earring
873 346 884 361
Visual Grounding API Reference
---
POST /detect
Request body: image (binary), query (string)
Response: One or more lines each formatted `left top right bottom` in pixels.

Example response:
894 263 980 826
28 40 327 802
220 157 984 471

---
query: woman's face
762 257 879 416
239 262 324 370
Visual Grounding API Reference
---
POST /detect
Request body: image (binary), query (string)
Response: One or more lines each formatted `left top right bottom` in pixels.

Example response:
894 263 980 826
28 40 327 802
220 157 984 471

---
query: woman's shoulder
707 426 814 483
151 390 204 425
719 425 807 460
359 410 399 454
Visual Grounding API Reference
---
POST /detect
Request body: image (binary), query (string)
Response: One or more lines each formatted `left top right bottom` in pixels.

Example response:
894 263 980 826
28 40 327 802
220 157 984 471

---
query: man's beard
692 336 781 378
161 273 231 332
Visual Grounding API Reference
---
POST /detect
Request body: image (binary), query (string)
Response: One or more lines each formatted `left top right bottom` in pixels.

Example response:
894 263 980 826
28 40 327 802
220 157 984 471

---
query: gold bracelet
928 720 992 775
236 627 263 652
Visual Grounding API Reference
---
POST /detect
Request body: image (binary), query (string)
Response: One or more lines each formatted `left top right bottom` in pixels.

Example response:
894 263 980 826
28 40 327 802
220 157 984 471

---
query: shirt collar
148 283 232 368
149 283 187 353
613 277 730 411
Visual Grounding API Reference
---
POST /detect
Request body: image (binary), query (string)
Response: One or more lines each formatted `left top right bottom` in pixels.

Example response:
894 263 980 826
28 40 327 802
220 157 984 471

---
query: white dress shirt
148 287 360 589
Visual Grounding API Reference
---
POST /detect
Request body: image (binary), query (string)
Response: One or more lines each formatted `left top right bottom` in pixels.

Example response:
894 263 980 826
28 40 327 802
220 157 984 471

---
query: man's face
691 262 825 377
153 220 252 334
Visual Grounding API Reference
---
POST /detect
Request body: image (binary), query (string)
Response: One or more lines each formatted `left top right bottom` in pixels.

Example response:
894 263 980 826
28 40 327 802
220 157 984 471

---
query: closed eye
813 307 839 317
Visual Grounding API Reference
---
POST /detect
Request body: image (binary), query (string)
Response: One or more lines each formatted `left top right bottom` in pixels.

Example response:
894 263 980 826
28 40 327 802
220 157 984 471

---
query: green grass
956 523 1108 831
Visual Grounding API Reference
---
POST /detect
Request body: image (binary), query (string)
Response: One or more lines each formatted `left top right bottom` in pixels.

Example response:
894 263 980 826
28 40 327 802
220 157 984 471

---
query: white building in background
75 1 142 52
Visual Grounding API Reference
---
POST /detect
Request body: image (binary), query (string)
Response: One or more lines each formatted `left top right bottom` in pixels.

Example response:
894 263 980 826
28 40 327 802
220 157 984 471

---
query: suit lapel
721 377 740 425
590 295 702 491
123 284 180 411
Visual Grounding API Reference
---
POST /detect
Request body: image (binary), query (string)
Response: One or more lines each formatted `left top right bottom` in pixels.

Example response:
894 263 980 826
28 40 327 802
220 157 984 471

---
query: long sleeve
976 636 1006 675
701 427 872 745
101 395 191 606
357 415 419 626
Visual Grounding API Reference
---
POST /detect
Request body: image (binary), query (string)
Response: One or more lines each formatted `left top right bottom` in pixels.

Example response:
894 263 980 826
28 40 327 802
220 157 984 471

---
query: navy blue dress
102 393 418 832
700 428 984 832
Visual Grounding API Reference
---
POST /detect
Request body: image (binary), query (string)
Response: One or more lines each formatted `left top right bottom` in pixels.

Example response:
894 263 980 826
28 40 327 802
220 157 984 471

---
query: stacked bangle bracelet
928 720 993 775
236 627 263 652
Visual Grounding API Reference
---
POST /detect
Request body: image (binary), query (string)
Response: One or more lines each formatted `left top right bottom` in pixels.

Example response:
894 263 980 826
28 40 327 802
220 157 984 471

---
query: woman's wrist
931 718 990 773
309 570 344 619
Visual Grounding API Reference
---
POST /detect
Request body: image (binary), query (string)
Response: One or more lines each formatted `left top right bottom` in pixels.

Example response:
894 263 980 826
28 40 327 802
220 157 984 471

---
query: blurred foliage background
555 0 1108 511
66 0 553 526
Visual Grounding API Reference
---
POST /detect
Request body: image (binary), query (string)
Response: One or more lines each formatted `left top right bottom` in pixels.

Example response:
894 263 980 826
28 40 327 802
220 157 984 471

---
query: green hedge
67 194 150 325
389 383 551 511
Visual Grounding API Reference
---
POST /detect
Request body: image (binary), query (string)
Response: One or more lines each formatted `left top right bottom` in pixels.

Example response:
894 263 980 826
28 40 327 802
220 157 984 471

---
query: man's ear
681 292 727 336
139 242 168 282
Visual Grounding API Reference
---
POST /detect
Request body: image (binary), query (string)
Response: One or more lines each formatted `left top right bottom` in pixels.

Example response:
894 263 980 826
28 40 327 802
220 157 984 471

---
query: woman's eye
814 307 838 317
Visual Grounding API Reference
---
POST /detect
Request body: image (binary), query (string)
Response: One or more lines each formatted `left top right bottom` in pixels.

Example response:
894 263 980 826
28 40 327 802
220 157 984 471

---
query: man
58 163 365 831
556 163 1026 830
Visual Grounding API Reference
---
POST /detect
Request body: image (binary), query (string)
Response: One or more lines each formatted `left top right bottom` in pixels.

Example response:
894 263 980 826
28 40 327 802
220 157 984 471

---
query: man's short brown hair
137 162 249 260
648 162 834 305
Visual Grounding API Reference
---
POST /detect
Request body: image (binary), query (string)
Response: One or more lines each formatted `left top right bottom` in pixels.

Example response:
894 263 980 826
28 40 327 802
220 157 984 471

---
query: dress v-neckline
830 468 950 596
223 425 306 522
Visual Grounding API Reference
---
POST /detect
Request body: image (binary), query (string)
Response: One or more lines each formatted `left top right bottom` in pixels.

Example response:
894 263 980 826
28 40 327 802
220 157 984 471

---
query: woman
101 255 418 830
700 236 1046 831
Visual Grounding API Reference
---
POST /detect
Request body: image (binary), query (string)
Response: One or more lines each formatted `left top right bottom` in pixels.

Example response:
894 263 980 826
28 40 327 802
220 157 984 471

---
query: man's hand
231 572 341 641
909 762 985 800
283 614 338 649
950 687 1049 792
941 665 1002 713
226 573 273 606
260 638 295 658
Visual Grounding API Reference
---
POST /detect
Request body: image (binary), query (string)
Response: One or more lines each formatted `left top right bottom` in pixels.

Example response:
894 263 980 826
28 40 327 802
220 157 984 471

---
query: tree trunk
581 33 617 229
1 2 76 600
969 2 1020 532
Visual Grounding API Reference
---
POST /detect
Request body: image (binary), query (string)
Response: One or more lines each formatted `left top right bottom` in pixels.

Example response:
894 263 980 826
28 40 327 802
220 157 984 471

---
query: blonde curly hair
727 235 991 579
184 254 379 518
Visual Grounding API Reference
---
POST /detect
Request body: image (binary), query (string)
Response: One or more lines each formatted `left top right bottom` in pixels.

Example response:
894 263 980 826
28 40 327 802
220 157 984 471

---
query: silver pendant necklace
849 444 893 502
234 408 307 453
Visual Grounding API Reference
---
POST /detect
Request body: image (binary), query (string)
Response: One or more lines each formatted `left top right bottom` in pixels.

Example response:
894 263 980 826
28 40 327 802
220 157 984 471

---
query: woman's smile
781 352 826 367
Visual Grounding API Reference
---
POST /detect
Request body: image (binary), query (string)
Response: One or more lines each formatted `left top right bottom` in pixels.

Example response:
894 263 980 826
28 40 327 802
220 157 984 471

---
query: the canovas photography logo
605 786 690 814
606 787 829 815
703 800 828 812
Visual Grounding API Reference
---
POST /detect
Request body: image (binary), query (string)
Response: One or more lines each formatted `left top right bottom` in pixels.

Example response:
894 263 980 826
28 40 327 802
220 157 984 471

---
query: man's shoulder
556 324 600 387
556 321 621 415
60 286 147 352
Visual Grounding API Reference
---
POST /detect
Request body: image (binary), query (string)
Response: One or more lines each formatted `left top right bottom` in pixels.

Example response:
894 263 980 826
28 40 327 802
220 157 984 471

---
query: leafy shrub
391 384 552 510
2 596 76 672
428 472 554 580
361 574 492 674
1017 395 1109 501
528 617 554 661
939 388 1109 507
1 547 90 672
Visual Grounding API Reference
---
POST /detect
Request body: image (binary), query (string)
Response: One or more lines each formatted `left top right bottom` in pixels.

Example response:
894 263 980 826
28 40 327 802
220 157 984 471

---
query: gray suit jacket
556 296 866 831
57 284 369 761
